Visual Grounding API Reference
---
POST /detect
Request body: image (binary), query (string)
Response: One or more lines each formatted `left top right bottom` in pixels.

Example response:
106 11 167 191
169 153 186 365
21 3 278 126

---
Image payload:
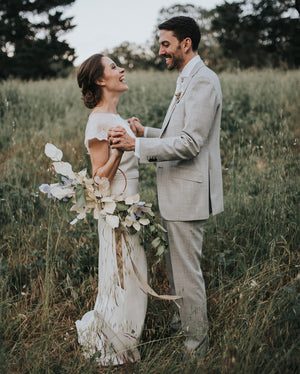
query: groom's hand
127 117 145 137
108 126 136 152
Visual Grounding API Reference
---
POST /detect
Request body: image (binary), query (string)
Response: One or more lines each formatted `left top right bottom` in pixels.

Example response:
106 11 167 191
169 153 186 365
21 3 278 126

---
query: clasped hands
108 117 145 152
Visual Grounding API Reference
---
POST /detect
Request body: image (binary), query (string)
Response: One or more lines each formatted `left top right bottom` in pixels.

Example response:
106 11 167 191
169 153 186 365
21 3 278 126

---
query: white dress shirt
177 54 200 89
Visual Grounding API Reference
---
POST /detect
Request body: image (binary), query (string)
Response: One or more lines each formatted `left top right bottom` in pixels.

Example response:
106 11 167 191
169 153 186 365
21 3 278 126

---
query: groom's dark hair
158 16 201 51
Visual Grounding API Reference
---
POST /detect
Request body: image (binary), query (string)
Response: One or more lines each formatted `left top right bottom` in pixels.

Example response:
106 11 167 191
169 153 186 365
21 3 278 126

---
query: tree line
0 0 299 80
0 0 76 80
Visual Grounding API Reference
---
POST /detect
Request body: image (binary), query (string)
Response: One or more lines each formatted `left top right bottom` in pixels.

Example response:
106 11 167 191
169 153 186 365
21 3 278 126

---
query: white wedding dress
75 113 148 366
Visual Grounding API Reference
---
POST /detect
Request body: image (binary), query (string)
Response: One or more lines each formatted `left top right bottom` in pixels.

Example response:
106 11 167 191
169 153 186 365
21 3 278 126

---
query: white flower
74 169 87 184
76 211 86 220
124 215 133 227
133 221 141 231
145 207 155 216
84 178 94 190
139 218 150 226
70 218 78 225
50 185 74 200
103 200 116 214
39 184 55 199
93 205 101 220
125 194 140 205
52 161 76 179
94 176 110 197
86 190 98 202
45 143 63 161
70 203 79 212
106 215 119 228
70 210 87 224
78 169 87 178
39 184 49 194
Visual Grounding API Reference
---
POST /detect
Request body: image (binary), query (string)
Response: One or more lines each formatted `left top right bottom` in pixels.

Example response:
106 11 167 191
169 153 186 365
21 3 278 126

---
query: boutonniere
175 91 182 102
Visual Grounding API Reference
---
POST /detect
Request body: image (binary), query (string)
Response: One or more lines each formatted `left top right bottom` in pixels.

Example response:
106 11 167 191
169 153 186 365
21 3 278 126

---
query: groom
108 16 223 359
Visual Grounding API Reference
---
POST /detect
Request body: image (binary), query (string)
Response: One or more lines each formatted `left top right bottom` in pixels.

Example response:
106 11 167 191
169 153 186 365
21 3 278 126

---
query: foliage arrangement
39 143 167 259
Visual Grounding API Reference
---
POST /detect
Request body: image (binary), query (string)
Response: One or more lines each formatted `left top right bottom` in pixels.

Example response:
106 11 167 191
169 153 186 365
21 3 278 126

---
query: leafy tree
0 0 76 79
98 1 300 72
211 0 300 68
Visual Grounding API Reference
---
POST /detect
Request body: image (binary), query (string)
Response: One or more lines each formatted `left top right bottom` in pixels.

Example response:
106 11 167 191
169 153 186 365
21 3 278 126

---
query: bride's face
98 57 128 93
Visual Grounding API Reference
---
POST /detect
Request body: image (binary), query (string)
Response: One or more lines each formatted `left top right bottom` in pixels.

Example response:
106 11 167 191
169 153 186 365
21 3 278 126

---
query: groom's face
158 29 184 71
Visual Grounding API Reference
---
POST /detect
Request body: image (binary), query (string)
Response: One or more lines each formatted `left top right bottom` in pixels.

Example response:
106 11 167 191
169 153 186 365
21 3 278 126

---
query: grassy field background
0 69 299 373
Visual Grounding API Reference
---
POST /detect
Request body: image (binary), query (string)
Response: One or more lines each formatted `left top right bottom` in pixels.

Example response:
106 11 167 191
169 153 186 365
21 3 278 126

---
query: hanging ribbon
116 226 182 307
114 169 182 306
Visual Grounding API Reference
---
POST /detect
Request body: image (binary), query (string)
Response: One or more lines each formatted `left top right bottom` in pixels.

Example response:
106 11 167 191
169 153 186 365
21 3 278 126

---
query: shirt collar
179 55 201 79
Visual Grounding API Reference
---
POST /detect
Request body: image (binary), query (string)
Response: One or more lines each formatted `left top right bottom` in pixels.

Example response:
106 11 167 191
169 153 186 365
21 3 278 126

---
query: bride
75 53 147 366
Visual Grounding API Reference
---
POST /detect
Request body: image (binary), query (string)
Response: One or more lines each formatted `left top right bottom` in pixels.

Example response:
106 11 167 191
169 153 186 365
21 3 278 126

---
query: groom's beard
164 47 184 71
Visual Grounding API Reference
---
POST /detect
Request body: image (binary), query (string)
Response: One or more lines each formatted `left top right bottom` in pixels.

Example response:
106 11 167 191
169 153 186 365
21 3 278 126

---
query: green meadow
0 69 299 373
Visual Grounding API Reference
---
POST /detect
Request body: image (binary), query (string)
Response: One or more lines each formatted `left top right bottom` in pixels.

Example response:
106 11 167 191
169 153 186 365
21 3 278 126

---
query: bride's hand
127 117 145 137
111 148 124 157
108 126 136 152
108 126 126 143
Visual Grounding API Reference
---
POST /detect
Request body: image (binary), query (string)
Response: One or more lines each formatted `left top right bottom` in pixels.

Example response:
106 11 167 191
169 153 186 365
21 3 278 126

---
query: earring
96 80 105 86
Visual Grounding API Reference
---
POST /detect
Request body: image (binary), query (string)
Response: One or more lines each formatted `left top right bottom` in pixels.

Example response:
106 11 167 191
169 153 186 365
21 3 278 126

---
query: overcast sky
64 0 223 64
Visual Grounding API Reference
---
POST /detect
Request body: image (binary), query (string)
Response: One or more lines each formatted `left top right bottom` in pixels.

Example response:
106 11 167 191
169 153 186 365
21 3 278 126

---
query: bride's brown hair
77 53 105 109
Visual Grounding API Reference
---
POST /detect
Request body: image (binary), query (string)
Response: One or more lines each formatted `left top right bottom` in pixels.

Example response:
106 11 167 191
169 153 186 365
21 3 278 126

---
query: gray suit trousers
163 219 208 349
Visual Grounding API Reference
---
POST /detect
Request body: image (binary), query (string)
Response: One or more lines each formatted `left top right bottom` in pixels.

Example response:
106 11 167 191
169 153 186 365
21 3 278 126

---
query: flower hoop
117 167 127 194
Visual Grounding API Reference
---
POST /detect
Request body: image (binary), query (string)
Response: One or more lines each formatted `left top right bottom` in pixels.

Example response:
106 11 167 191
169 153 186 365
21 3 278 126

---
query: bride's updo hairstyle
77 53 105 109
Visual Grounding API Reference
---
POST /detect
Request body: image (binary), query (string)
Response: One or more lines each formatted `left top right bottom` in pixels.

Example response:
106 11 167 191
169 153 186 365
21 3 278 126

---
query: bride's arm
88 138 123 181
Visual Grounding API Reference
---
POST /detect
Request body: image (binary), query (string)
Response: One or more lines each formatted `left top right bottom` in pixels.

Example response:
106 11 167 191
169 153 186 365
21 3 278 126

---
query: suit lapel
160 59 205 137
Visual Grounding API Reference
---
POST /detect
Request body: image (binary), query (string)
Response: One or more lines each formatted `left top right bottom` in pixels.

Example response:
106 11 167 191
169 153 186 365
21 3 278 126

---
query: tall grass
0 69 299 373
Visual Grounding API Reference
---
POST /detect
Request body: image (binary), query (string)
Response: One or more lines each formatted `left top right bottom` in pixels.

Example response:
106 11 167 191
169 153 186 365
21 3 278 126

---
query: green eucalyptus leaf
75 185 86 208
156 223 167 232
156 245 165 257
151 237 161 248
116 202 129 211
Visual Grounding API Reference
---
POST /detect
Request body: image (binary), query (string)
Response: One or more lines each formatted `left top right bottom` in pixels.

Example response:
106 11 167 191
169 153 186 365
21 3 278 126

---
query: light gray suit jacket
139 58 223 221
